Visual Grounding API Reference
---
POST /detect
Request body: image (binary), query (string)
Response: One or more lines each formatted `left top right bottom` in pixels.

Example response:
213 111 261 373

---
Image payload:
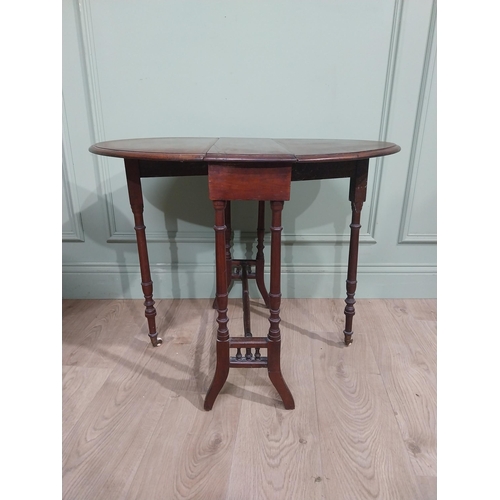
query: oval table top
89 137 400 163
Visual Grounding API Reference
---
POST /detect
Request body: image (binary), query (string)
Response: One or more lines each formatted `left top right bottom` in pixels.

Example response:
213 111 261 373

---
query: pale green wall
62 0 436 299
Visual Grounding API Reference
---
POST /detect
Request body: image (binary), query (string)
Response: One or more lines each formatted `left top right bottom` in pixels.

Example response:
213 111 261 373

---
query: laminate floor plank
226 299 326 500
406 299 437 322
62 299 112 337
125 299 245 500
62 299 201 500
62 298 437 500
62 300 145 369
62 365 113 441
416 476 438 500
62 337 172 499
363 299 437 478
310 300 422 499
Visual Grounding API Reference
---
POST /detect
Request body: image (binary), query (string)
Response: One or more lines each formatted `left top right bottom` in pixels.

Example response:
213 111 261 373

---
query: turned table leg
225 201 233 287
343 160 368 346
212 201 233 310
125 160 161 347
256 200 270 307
204 200 230 410
267 201 295 409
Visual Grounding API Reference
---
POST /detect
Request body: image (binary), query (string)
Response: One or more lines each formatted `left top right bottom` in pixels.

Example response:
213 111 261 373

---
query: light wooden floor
62 298 436 500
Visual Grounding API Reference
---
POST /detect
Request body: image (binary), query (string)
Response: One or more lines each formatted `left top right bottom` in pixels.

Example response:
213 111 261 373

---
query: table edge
88 140 401 162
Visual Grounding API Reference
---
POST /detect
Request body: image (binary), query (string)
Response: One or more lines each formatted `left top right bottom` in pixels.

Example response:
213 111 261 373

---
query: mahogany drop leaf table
89 137 400 410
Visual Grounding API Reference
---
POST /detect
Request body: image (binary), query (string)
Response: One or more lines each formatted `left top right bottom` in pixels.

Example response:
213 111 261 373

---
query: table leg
256 200 270 307
125 160 161 347
204 200 230 410
343 160 369 346
267 201 295 409
212 201 233 310
225 201 233 287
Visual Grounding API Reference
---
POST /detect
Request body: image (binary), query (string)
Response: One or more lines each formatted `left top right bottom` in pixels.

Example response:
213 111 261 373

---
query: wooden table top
89 137 400 163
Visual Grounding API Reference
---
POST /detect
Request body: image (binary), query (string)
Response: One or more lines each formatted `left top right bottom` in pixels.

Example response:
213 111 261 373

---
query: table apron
136 159 363 181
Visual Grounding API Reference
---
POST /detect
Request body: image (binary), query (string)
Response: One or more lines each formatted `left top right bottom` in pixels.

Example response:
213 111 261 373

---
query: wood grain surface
89 137 400 163
63 298 436 500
